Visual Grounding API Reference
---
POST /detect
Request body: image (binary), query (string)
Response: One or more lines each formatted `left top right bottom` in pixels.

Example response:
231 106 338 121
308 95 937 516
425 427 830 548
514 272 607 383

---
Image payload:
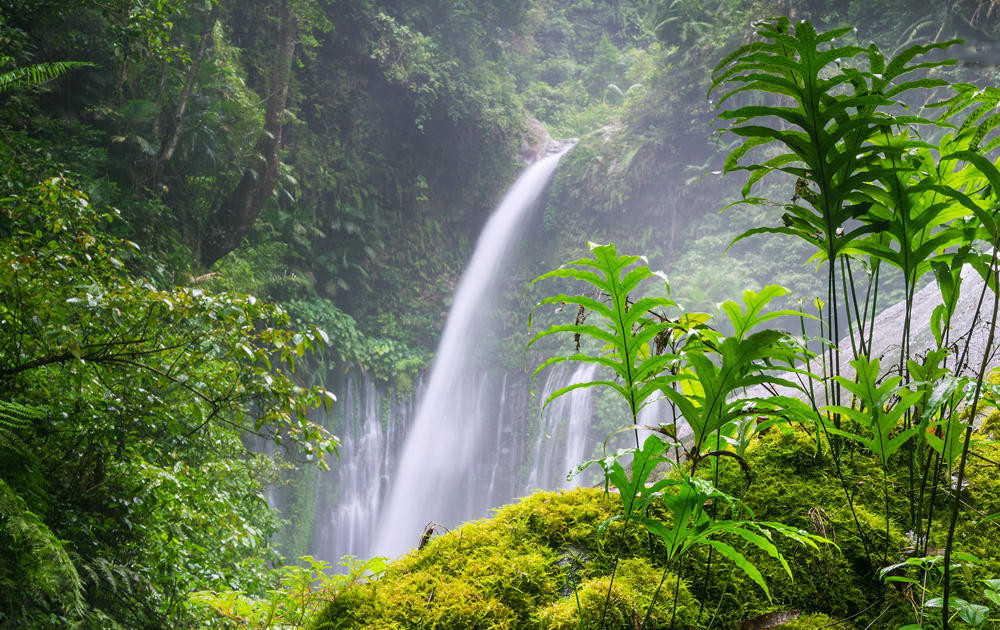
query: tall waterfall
309 375 413 562
372 149 569 559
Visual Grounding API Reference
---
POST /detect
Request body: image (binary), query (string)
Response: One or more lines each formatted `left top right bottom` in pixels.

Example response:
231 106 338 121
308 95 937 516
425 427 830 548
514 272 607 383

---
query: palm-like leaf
713 18 957 265
528 242 679 431
0 56 92 94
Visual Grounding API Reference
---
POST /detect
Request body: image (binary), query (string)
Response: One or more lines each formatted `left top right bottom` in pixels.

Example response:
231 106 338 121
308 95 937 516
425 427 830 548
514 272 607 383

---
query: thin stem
942 247 1000 629
643 561 674 629
599 446 653 627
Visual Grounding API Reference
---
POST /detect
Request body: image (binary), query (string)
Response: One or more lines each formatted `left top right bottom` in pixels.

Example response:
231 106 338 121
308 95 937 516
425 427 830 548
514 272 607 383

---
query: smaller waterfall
309 376 412 562
526 363 599 490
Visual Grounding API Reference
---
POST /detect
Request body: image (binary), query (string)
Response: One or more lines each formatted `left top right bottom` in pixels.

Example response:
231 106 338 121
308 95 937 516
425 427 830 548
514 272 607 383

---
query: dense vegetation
0 0 536 625
316 12 1000 630
3 0 1000 628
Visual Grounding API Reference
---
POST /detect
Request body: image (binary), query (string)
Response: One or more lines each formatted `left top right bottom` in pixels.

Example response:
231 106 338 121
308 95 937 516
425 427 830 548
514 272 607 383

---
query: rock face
519 114 554 163
856 265 997 378
757 265 999 405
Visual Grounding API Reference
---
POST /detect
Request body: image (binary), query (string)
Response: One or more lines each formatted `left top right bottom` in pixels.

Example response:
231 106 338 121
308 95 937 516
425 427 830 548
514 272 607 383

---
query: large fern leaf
0 400 42 458
0 56 92 94
712 18 959 264
0 478 85 619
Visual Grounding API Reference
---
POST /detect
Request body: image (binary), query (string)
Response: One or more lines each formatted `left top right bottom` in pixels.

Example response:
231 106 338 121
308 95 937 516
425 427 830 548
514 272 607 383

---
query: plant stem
643 561 674 629
941 247 1000 629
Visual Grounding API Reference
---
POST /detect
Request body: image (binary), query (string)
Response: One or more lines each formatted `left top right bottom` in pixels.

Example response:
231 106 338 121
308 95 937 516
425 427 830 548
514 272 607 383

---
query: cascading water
309 375 413 562
373 148 570 559
526 363 600 490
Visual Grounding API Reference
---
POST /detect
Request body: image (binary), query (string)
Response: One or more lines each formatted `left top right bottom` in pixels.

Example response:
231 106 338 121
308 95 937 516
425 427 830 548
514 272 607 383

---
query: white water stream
526 363 600 490
372 149 570 558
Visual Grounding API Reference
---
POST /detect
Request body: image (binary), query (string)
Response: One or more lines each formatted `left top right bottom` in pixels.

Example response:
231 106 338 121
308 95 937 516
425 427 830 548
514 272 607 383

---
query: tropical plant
191 555 388 629
0 56 91 94
0 175 338 626
711 18 1000 628
529 242 828 627
710 17 959 381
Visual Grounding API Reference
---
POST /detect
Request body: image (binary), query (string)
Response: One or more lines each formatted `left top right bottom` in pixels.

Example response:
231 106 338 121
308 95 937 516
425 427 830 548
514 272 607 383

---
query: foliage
309 425 1000 629
0 476 85 623
0 56 92 94
527 242 680 434
500 16 1000 630
511 0 654 137
0 175 336 626
7 2 1000 629
528 242 834 627
707 16 1000 629
192 555 388 629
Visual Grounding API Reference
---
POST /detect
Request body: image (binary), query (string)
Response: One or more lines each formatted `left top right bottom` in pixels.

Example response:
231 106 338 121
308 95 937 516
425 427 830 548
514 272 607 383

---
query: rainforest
3 1 1000 628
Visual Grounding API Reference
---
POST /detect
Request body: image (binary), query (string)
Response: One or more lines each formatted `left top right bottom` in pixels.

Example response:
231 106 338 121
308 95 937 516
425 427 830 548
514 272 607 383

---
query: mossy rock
311 489 638 630
496 487 618 549
945 440 1000 581
537 558 698 629
689 427 904 627
782 612 842 628
311 429 1000 630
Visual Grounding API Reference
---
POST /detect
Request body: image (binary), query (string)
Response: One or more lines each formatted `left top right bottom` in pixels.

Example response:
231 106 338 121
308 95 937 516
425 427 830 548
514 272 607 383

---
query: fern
0 478 85 619
0 399 41 458
0 401 85 618
711 18 959 360
0 56 92 94
527 242 679 445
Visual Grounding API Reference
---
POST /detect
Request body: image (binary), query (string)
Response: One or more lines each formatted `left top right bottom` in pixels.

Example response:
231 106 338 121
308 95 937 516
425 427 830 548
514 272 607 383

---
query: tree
0 175 337 626
200 0 298 266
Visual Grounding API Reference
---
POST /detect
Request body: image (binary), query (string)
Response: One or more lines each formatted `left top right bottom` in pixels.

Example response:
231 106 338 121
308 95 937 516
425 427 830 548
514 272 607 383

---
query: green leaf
705 539 771 601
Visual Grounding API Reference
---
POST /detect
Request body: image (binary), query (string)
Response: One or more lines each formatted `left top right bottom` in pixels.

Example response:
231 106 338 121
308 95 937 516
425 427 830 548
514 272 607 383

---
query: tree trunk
200 0 297 267
135 4 218 196
159 3 220 166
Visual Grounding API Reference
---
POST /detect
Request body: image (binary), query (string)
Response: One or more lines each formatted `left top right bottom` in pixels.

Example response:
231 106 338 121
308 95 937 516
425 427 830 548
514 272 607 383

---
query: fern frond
0 478 85 618
0 57 93 94
0 400 42 457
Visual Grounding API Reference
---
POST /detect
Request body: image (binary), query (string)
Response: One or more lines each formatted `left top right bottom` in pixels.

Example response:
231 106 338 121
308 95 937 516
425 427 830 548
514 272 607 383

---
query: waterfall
309 375 413 562
526 363 600 491
373 149 569 559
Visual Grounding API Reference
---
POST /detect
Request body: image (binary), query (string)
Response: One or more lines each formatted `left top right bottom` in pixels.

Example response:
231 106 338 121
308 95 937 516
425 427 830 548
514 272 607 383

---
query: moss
946 440 1000 586
782 612 843 628
977 408 1000 440
689 427 906 627
537 558 698 629
311 429 1000 630
312 491 604 630
498 488 616 548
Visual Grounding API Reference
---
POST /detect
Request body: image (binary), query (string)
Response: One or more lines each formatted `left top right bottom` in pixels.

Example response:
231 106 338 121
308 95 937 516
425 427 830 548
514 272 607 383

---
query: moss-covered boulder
538 558 698 629
310 488 632 629
312 426 1000 629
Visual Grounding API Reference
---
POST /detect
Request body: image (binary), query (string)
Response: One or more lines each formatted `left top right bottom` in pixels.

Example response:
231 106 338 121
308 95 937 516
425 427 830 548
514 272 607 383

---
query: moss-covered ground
312 426 1000 629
